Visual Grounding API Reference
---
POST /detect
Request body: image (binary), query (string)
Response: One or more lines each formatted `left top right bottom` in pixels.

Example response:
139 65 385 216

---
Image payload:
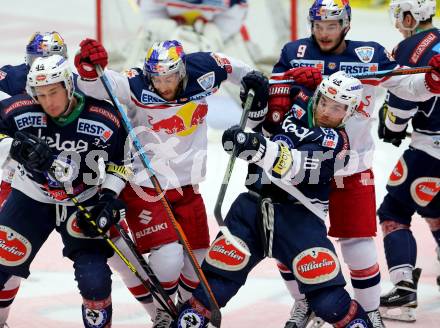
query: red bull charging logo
147 102 208 136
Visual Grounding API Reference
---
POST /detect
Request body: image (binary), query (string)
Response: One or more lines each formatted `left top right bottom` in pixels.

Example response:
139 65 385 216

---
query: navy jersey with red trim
0 63 81 97
0 64 28 96
127 51 231 104
249 87 350 209
386 29 440 134
0 93 128 202
273 37 396 77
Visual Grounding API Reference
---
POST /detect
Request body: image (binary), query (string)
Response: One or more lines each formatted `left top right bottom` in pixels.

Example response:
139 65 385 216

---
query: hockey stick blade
96 66 222 327
213 90 255 256
269 66 433 85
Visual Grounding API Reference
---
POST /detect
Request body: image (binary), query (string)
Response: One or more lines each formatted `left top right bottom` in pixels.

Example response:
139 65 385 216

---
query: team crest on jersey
354 46 375 63
346 319 369 328
77 118 113 142
178 309 205 328
14 112 47 130
0 225 32 266
273 134 295 149
293 247 340 284
290 59 325 73
388 158 408 186
340 62 378 75
320 128 339 149
410 177 440 207
84 307 108 328
328 62 337 70
206 235 250 271
0 70 6 81
197 71 215 90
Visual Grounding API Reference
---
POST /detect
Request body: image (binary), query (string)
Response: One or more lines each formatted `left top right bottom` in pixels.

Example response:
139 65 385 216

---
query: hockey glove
283 67 322 90
378 103 406 147
9 131 53 173
74 38 108 80
240 71 269 120
425 54 440 93
76 190 126 238
222 125 266 163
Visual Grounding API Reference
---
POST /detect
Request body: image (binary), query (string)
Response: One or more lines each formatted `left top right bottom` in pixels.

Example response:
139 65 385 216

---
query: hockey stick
269 66 433 85
213 90 255 256
96 66 222 327
48 169 178 319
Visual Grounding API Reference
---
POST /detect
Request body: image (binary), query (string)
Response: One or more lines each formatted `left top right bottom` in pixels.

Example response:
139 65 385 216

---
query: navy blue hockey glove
240 71 269 120
9 131 53 172
222 125 267 163
378 103 406 147
76 190 126 238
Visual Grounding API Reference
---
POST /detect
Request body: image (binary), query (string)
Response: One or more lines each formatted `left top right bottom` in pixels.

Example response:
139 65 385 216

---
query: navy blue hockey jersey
0 93 129 204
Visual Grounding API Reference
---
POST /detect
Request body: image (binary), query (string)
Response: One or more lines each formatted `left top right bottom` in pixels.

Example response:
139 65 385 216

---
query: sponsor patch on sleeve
320 128 339 149
272 144 293 178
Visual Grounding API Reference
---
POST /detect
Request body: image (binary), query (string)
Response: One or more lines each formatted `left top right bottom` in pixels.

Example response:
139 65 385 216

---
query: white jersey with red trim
140 0 248 41
271 38 437 175
78 51 252 189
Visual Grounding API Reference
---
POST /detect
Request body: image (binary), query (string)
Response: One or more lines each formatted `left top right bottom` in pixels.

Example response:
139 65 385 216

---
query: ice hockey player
0 55 130 327
0 32 157 325
268 1 440 327
170 70 381 328
75 37 295 326
0 31 69 208
377 0 439 322
0 32 68 96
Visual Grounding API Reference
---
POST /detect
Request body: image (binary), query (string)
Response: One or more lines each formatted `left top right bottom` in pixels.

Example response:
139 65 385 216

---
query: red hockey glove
284 67 323 90
74 38 108 80
267 83 291 124
426 54 440 93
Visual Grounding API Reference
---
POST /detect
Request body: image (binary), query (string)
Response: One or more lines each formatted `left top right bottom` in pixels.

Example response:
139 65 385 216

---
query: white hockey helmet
26 55 75 101
390 0 436 29
143 40 186 81
308 0 352 29
312 71 363 126
25 31 68 66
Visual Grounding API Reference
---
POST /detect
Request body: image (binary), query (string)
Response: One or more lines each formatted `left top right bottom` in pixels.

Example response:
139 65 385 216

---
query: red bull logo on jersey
293 247 340 284
0 226 32 266
0 70 6 81
410 177 440 207
388 158 408 187
206 235 250 271
14 112 47 130
339 62 378 75
148 102 208 136
290 59 325 73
